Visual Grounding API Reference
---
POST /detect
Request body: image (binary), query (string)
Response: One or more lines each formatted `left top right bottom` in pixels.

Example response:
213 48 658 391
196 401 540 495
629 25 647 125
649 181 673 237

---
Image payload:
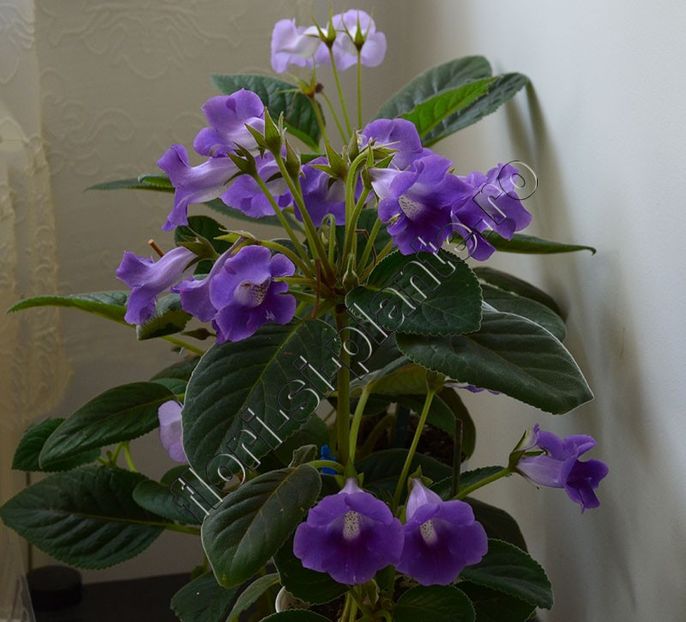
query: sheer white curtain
0 0 69 505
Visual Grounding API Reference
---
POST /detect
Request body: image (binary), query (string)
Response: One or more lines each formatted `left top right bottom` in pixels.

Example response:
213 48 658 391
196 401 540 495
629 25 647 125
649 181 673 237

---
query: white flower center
342 511 362 541
398 195 425 221
419 519 438 545
233 278 270 307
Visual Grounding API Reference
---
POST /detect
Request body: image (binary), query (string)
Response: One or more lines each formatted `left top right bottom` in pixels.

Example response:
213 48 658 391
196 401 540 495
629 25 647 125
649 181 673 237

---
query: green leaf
8 291 127 324
396 310 593 414
483 232 596 255
0 466 164 568
274 533 347 604
466 499 527 551
459 582 536 622
438 388 476 460
12 419 100 472
202 465 321 588
88 175 173 192
136 293 191 340
473 268 562 317
183 320 339 481
174 215 232 254
261 612 331 622
132 479 201 526
170 573 239 622
481 284 566 341
39 382 175 468
366 362 427 396
395 586 475 622
347 251 482 337
227 573 280 622
460 539 553 609
151 356 200 383
377 56 493 120
212 74 321 149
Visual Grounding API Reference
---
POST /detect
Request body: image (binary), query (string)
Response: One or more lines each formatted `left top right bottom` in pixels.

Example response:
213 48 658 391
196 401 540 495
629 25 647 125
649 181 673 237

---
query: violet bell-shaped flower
158 401 187 463
322 10 387 71
271 18 324 73
517 425 609 511
176 245 296 342
293 478 404 585
298 158 346 226
360 118 428 170
397 479 488 586
116 245 195 325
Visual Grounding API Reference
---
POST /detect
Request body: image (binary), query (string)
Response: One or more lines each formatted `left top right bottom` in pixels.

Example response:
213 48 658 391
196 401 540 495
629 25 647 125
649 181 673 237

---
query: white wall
14 0 686 618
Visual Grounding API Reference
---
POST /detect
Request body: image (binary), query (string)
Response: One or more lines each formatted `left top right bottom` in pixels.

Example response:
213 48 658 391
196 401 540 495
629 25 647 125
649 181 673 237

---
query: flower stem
162 335 205 356
340 152 370 268
358 216 382 270
328 47 352 136
335 311 351 474
122 442 138 473
392 388 437 510
455 467 512 500
307 460 344 473
321 91 347 144
348 384 372 468
309 95 331 147
356 51 363 129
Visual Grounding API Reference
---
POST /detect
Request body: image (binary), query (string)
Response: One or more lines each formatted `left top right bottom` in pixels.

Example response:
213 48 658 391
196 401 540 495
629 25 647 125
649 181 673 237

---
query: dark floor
34 574 189 622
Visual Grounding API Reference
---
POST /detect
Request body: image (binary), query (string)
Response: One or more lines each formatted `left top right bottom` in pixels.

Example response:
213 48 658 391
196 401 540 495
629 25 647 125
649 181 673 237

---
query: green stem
163 523 201 536
335 311 351 473
392 388 437 510
122 442 138 473
329 47 352 136
321 92 347 144
309 95 331 147
348 385 372 468
307 460 344 473
340 152 370 268
162 335 204 356
455 467 512 500
359 412 395 457
356 50 363 129
359 216 382 270
350 186 371 259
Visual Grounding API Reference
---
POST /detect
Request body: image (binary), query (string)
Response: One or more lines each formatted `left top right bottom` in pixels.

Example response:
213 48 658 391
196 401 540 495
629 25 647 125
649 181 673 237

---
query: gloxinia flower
293 478 404 585
116 246 195 325
271 18 324 74
193 90 265 157
157 144 236 230
322 10 387 71
158 401 187 463
360 118 427 170
373 153 463 254
176 245 296 342
517 425 609 511
397 479 488 586
222 154 292 218
298 159 346 226
450 163 533 261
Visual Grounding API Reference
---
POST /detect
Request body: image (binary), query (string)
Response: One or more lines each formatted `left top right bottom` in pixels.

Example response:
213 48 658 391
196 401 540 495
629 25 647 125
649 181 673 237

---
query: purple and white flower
176 245 296 342
271 18 324 74
293 478 404 585
298 158 346 226
158 401 187 463
116 246 195 325
323 10 387 71
517 425 609 511
360 118 428 170
397 479 488 586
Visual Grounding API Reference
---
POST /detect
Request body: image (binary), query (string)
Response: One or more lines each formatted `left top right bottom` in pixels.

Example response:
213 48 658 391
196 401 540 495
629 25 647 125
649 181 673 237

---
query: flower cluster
294 478 487 586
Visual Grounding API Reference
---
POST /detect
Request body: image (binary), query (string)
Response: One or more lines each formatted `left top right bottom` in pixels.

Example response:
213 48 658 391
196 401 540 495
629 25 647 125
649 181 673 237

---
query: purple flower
360 119 428 170
176 245 296 342
116 246 194 325
451 163 533 261
517 425 609 511
373 154 464 255
323 10 387 71
298 159 346 226
293 478 404 585
222 154 292 218
271 19 324 74
158 401 187 463
157 144 236 230
193 91 265 157
397 480 488 586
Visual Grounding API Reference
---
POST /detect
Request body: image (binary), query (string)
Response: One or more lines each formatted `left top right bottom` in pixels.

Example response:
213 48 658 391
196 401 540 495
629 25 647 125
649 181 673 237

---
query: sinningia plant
1 9 608 622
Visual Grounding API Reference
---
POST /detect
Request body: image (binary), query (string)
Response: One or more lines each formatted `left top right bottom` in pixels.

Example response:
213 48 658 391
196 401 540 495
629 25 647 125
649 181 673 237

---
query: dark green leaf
367 363 427 396
12 419 99 472
212 74 321 149
183 320 339 482
288 445 319 467
459 582 536 622
396 310 593 414
136 294 191 340
88 175 173 192
347 251 482 336
438 388 476 460
171 573 239 622
261 612 331 622
151 356 200 383
395 585 475 622
274 533 347 604
483 232 596 255
174 215 232 254
0 466 164 568
377 56 493 119
460 539 553 609
465 499 527 551
473 268 562 317
227 573 280 622
39 382 174 468
481 284 566 341
202 465 321 588
8 291 127 324
133 479 201 526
